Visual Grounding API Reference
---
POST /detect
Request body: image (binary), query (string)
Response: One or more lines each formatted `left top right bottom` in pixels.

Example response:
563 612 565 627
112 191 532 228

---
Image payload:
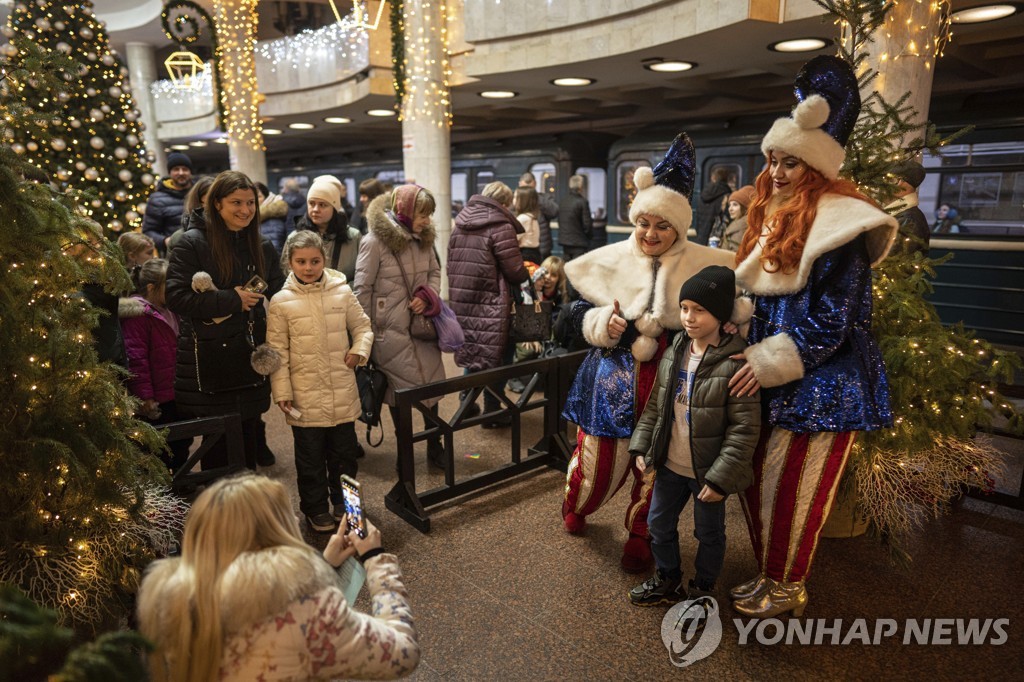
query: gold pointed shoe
732 579 808 619
729 574 768 601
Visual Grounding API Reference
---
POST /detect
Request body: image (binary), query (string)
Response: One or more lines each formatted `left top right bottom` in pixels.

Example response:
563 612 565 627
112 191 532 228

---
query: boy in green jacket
628 265 761 606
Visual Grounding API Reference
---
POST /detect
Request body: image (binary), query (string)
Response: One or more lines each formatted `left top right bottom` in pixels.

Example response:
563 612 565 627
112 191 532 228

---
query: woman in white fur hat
560 134 736 573
727 56 897 618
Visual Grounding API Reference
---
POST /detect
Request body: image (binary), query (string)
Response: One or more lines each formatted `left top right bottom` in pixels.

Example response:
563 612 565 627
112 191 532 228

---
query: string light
211 0 264 151
255 20 367 73
397 0 452 126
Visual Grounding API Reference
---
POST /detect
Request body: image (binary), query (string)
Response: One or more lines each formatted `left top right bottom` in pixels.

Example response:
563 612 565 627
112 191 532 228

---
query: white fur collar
735 193 897 296
565 233 734 330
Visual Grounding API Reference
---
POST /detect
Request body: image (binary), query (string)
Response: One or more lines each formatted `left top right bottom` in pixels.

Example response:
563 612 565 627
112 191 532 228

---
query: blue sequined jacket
735 194 898 433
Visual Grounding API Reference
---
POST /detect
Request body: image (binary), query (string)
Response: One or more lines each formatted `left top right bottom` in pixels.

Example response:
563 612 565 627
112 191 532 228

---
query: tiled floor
257 357 1024 680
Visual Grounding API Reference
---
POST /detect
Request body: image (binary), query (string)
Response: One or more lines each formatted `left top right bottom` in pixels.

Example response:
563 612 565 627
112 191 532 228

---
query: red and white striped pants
740 426 856 583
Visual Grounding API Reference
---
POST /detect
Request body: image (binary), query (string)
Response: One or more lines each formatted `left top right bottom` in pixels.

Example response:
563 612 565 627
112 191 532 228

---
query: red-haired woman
727 56 897 618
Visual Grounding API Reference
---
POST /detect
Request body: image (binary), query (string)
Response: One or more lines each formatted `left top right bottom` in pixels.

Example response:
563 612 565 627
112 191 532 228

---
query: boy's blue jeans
648 466 726 590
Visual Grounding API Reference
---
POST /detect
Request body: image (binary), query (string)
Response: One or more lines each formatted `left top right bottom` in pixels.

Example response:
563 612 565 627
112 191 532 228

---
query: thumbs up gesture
608 299 627 340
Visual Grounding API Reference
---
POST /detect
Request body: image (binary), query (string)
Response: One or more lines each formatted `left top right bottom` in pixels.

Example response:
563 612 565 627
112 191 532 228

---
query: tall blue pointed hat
629 133 697 239
761 55 861 179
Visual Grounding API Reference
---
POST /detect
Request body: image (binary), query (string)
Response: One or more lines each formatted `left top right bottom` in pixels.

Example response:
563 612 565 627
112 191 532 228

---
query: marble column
400 0 452 294
211 0 267 183
124 42 166 174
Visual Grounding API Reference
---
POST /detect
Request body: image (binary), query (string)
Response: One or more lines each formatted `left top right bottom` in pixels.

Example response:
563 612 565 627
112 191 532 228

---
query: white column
211 0 267 183
124 42 166 174
400 0 452 295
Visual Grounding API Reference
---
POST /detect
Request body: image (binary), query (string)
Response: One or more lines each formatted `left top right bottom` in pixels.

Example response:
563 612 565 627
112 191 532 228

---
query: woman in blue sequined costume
560 135 736 573
726 56 897 618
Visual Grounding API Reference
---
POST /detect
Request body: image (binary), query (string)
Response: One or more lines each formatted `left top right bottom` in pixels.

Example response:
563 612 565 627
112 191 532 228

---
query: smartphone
243 274 268 294
340 475 367 538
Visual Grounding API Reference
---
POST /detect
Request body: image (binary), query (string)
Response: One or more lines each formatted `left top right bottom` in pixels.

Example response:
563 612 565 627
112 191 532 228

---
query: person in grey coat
354 185 446 468
557 174 593 261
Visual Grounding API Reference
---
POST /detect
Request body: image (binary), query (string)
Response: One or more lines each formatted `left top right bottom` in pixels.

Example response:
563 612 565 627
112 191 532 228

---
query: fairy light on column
398 0 452 126
210 0 264 151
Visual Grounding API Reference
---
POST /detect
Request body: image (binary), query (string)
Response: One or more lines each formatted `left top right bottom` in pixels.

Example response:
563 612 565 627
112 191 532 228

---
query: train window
343 178 356 201
575 167 607 213
530 163 557 197
932 171 1024 236
451 172 468 203
475 170 495 193
703 162 742 192
375 169 405 185
616 161 650 223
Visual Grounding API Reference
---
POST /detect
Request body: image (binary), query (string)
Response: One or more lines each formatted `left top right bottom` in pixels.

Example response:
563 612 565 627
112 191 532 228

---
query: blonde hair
131 258 168 298
539 255 569 303
140 475 312 682
117 231 154 262
280 229 325 272
482 181 513 208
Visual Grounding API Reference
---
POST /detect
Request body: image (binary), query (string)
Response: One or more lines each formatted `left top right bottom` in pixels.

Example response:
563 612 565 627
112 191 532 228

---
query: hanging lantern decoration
329 1 387 30
164 50 208 90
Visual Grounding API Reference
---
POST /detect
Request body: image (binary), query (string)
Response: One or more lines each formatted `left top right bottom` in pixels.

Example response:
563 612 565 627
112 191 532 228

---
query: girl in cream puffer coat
267 231 373 528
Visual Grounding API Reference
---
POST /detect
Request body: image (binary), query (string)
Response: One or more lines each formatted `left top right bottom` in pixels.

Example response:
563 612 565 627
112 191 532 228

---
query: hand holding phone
340 475 367 539
243 274 268 294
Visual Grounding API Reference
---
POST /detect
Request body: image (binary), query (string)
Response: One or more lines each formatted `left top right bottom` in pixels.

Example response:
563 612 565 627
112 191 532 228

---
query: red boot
563 512 586 534
621 534 652 573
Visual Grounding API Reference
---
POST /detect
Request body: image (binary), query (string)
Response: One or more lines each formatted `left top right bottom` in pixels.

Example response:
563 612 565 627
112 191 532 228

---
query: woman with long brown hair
165 170 285 470
727 56 897 618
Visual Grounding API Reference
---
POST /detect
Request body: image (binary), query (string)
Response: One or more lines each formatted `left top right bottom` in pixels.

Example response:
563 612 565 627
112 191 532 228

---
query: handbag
192 313 266 394
510 299 554 343
394 253 438 341
355 362 388 447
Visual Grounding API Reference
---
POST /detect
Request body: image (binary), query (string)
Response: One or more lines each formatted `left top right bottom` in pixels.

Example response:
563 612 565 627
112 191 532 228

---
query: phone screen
244 275 268 294
340 475 366 538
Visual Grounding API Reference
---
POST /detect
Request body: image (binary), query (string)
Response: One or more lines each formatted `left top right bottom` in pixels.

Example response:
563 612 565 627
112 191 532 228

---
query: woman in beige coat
268 231 373 532
354 186 446 467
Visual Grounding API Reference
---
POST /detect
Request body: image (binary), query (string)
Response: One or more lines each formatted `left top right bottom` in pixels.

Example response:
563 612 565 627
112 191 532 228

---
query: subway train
267 121 1024 349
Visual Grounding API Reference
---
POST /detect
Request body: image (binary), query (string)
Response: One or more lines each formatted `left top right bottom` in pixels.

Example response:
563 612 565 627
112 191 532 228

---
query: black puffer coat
143 179 191 255
556 190 592 248
448 195 529 370
165 210 285 420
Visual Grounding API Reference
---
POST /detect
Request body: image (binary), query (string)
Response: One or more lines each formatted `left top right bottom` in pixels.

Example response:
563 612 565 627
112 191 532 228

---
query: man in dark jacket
281 178 307 235
694 168 731 245
889 160 930 256
557 174 593 261
143 151 194 256
519 171 558 259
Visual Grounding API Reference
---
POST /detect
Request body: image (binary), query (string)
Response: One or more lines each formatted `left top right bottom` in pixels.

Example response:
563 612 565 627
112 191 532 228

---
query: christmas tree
4 0 155 237
0 35 186 629
817 0 1022 555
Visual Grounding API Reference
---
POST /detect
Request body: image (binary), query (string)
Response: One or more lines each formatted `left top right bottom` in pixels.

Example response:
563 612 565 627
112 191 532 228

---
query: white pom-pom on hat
634 166 655 190
793 94 831 130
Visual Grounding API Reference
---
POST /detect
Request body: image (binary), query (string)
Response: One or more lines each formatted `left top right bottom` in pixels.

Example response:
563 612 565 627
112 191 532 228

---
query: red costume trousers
740 426 856 583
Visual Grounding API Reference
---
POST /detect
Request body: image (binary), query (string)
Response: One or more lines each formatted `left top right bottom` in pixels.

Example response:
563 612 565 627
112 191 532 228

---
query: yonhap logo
661 596 723 667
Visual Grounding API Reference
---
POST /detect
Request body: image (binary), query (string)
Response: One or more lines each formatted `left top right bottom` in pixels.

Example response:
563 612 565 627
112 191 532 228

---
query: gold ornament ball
118 169 132 182
74 160 87 171
114 147 128 160
110 219 123 232
89 108 104 122
141 173 154 185
11 143 25 155
26 141 38 152
114 189 128 202
90 136 105 150
50 138 66 151
84 167 100 181
90 198 102 208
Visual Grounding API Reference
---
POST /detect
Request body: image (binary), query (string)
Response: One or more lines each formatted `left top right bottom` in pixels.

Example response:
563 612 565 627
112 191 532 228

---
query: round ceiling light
551 77 593 87
189 140 207 147
262 128 283 135
479 90 518 99
952 4 1018 23
367 109 397 117
644 60 695 73
170 144 190 150
324 116 352 124
288 122 315 130
214 137 228 144
769 38 829 53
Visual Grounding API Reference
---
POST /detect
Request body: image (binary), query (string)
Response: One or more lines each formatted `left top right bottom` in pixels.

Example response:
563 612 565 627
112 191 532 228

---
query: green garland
161 0 225 128
390 0 405 111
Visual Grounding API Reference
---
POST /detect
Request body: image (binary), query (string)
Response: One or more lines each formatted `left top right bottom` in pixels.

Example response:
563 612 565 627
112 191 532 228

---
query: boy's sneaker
306 512 338 533
629 571 687 606
688 579 715 599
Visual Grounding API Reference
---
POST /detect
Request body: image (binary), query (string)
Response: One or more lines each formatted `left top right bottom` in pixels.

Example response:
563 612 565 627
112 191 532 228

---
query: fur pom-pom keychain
250 343 282 376
192 271 231 324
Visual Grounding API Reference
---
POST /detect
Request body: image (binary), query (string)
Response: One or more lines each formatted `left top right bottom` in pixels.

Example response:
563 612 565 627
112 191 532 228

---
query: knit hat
166 151 192 172
679 265 735 324
307 175 343 212
761 55 860 180
893 159 926 189
728 185 756 209
629 133 696 240
390 184 424 230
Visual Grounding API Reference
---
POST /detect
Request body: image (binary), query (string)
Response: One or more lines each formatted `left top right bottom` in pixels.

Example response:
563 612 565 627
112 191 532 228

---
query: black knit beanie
166 151 193 171
678 265 735 324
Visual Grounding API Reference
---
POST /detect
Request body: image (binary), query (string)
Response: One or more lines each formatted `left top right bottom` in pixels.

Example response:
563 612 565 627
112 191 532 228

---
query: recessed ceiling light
214 137 228 144
288 122 315 130
263 128 282 135
189 140 207 147
479 90 518 99
952 4 1018 23
367 109 396 117
324 116 352 124
171 144 190 150
769 38 829 53
551 77 593 87
644 60 695 73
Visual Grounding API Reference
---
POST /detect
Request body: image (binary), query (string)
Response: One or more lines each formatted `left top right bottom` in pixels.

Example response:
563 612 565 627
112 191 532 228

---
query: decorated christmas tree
817 0 1022 555
0 35 186 629
4 0 155 236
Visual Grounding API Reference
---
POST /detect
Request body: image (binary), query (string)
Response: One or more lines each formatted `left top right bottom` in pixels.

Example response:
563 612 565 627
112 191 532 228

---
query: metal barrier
165 414 246 493
385 351 586 532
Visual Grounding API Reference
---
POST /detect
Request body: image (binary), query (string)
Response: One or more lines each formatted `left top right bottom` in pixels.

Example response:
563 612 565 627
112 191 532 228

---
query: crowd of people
89 52 933 681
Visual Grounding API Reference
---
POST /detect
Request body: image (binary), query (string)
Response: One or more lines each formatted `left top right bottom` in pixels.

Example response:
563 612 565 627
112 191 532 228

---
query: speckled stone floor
253 355 1024 681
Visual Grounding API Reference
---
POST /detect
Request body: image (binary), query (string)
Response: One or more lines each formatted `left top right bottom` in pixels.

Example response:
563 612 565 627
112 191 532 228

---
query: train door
575 166 608 247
